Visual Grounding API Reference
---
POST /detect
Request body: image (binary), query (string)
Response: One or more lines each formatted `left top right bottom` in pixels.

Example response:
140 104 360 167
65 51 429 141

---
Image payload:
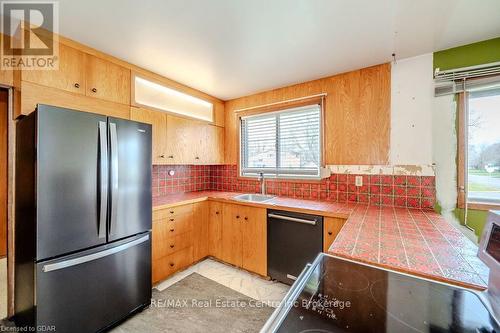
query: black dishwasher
267 209 323 285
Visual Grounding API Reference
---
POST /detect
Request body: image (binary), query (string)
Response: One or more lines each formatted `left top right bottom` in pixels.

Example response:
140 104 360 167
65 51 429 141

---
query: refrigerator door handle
41 234 150 273
98 121 108 239
109 122 119 236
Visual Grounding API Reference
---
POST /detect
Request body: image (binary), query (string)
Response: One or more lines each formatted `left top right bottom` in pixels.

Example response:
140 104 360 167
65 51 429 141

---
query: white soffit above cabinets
134 76 213 122
55 0 500 100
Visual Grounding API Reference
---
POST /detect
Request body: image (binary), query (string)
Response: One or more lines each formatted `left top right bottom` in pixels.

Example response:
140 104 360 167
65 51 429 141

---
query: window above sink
239 103 323 179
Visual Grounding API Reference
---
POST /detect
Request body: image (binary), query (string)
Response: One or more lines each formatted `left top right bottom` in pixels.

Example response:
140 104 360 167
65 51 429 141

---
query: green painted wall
433 37 500 72
454 208 489 238
434 38 500 238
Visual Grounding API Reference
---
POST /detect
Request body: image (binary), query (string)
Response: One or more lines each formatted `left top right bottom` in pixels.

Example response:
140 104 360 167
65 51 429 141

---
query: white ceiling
55 0 500 100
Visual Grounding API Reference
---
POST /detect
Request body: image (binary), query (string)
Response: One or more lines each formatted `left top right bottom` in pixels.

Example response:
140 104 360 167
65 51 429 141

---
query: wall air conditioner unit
133 75 213 122
434 62 500 96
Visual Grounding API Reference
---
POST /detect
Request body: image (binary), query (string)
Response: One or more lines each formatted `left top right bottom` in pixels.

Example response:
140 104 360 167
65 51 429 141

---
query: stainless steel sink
233 193 276 203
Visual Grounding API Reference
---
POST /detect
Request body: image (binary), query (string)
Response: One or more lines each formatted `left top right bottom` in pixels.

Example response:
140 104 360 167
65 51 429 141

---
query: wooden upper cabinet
200 125 224 164
130 107 168 164
85 54 130 104
165 115 196 164
22 43 85 94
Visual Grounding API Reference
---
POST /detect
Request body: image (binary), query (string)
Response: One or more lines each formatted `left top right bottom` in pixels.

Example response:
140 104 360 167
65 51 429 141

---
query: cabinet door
192 201 209 262
130 107 167 164
22 43 85 94
221 203 242 267
200 124 224 164
165 115 197 164
0 67 12 87
241 206 267 276
323 217 346 252
208 201 223 259
85 54 130 104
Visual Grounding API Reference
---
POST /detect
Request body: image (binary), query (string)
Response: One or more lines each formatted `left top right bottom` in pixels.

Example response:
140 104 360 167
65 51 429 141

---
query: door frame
0 84 15 317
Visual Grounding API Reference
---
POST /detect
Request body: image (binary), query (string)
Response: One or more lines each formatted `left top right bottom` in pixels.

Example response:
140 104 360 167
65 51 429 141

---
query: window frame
457 91 500 210
237 99 325 180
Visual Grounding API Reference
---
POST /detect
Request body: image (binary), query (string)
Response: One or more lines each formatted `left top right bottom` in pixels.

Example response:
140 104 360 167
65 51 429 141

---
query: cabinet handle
168 155 174 159
169 263 174 267
170 244 175 248
160 154 165 158
91 87 97 93
170 228 174 232
195 156 200 160
244 217 248 221
74 83 80 88
328 231 333 235
236 215 240 219
215 211 219 215
169 218 174 221
169 211 174 214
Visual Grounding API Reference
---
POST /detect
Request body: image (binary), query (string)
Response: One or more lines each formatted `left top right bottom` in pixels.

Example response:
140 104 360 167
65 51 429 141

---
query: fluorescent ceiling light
134 76 213 122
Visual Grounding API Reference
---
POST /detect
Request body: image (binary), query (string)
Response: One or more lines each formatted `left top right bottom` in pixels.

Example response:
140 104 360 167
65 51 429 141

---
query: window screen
240 104 321 178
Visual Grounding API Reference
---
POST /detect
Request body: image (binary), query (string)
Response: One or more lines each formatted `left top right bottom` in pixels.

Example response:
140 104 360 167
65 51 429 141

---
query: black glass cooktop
273 254 499 333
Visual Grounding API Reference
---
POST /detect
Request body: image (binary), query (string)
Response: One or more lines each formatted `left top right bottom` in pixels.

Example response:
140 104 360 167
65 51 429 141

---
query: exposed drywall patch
390 53 434 165
328 165 435 176
432 95 457 212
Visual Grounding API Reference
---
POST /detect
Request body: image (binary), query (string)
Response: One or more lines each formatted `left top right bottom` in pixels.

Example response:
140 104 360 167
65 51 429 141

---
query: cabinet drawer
153 204 193 220
152 231 192 260
155 212 193 237
152 246 193 283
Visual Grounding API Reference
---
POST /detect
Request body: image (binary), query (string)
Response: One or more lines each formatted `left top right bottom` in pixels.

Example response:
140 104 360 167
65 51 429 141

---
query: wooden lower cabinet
208 201 223 259
323 217 347 252
241 205 267 276
152 204 195 284
152 246 193 284
152 200 343 283
221 203 243 266
221 203 267 276
192 201 209 262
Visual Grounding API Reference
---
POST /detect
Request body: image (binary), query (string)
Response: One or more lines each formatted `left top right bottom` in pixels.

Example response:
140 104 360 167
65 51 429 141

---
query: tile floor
155 258 289 308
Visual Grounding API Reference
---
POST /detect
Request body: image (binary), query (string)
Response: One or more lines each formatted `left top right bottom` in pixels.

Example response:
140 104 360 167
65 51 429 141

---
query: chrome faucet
258 172 266 195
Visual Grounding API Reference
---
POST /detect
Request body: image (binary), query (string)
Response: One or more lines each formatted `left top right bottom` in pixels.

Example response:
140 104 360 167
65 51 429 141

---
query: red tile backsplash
153 164 436 209
152 165 212 197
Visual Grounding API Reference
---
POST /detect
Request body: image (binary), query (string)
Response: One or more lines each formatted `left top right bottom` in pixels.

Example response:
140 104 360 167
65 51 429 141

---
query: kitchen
0 1 499 332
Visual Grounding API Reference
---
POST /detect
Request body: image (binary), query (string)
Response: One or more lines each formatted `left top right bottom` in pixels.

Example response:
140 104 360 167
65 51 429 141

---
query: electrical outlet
355 176 363 187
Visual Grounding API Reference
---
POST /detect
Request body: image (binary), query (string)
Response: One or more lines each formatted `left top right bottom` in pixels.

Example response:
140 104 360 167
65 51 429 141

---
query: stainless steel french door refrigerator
14 105 152 332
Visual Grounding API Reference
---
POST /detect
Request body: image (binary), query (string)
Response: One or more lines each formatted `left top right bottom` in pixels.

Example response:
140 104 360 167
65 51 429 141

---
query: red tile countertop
153 191 489 290
329 205 489 290
153 191 353 218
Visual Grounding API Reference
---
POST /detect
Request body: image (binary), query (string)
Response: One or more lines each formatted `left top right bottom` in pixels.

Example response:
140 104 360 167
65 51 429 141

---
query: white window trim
239 103 324 180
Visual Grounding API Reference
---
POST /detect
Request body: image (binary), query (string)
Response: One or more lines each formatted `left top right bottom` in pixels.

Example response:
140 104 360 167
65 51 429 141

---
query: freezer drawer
32 234 151 332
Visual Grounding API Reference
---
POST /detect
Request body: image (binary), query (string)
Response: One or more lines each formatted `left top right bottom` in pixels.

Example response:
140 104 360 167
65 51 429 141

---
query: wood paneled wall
224 63 391 165
0 89 7 257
